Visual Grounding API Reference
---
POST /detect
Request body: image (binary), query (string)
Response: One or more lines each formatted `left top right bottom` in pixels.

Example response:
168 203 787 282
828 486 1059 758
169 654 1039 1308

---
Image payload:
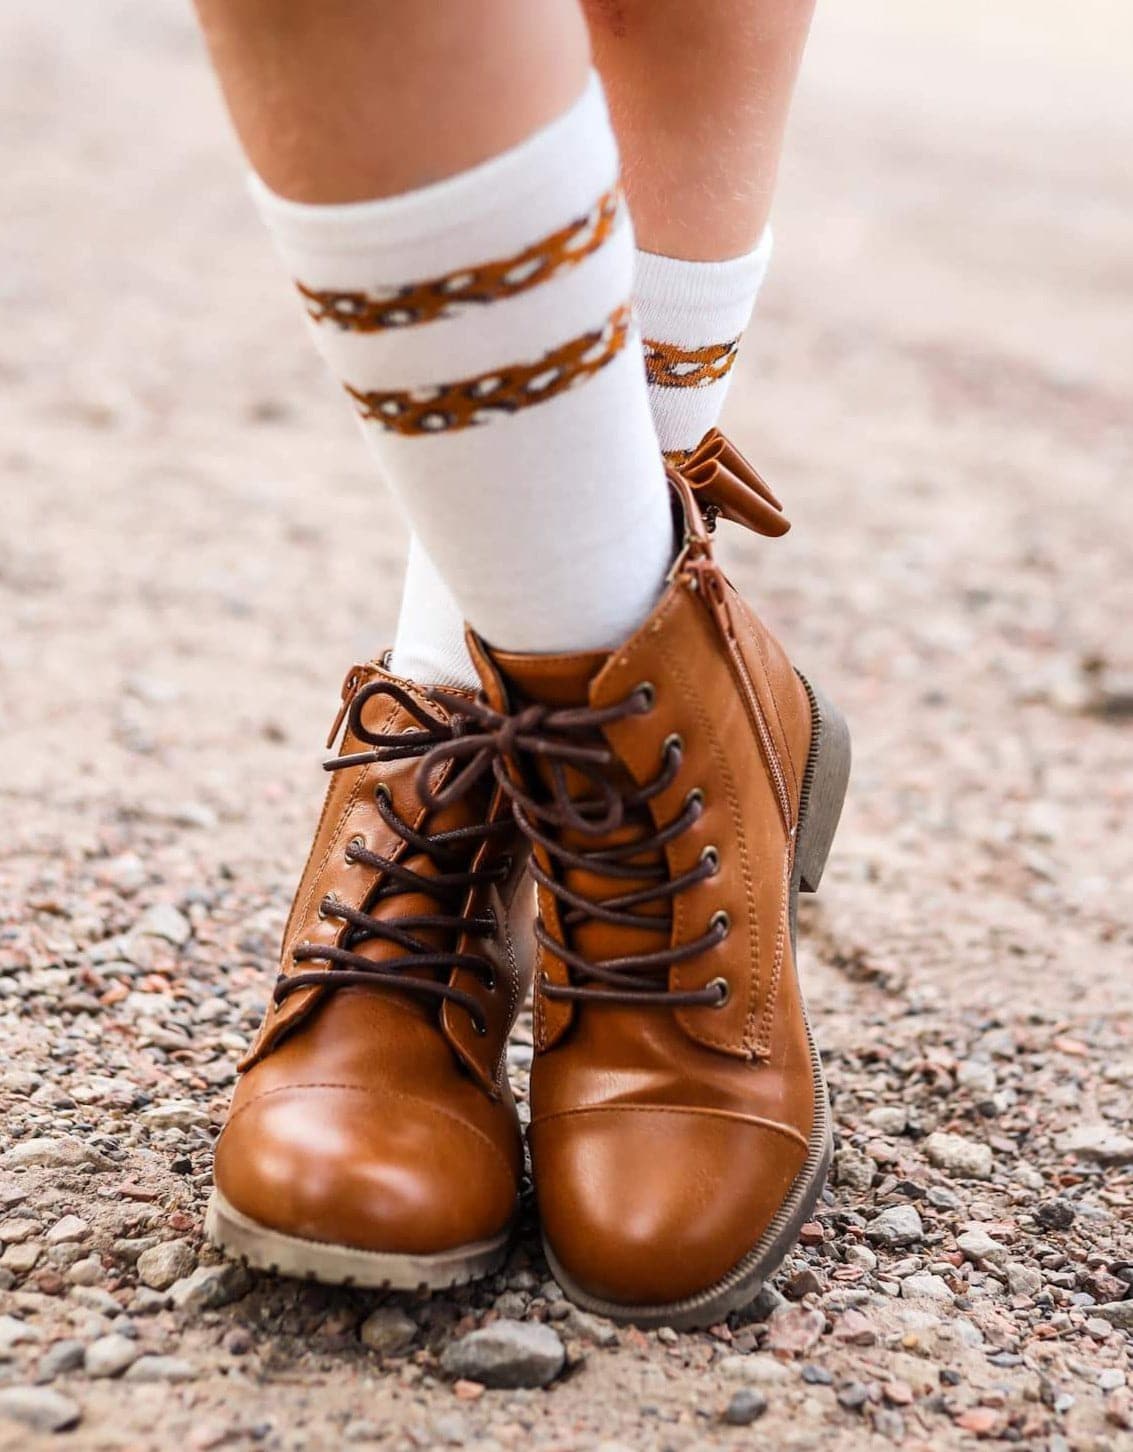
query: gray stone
168 1262 250 1311
1057 1126 1133 1165
124 1354 196 1383
45 1215 90 1245
2 1241 41 1272
924 1132 993 1179
440 1320 564 1389
900 1273 953 1302
84 1333 139 1378
0 1386 82 1433
956 1059 997 1095
956 1227 1008 1266
359 1306 417 1355
69 1286 122 1316
1096 1302 1133 1332
35 1340 86 1382
741 1284 787 1322
1034 1199 1076 1231
98 853 147 894
136 1238 197 1291
168 801 219 831
0 1136 108 1171
1004 1261 1042 1298
717 1354 792 1384
0 1216 38 1244
343 1420 384 1444
865 1205 924 1247
837 1380 870 1411
140 1100 210 1131
67 1256 105 1287
0 1314 41 1355
722 1388 768 1426
130 1288 172 1315
833 1149 877 1193
865 1106 908 1136
844 1243 878 1271
133 903 192 945
430 1412 468 1446
558 1304 618 1347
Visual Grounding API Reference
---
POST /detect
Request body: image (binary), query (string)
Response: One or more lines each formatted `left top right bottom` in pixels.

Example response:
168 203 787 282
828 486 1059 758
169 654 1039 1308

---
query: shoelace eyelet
706 975 731 1007
710 909 731 938
685 787 705 814
700 845 720 874
636 681 656 710
663 731 684 763
374 783 392 806
344 834 365 863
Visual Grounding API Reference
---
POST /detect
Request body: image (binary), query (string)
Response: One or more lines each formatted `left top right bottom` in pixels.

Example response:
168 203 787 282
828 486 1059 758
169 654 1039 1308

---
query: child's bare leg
585 0 815 256
585 0 816 456
193 0 589 203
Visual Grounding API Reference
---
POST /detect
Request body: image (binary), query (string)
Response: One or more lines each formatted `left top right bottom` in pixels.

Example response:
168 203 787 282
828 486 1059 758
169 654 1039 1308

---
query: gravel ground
2 3 1131 1448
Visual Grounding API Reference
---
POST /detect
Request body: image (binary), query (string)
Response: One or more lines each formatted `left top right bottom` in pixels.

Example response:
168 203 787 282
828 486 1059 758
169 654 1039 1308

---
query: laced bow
417 685 728 1009
274 680 511 1033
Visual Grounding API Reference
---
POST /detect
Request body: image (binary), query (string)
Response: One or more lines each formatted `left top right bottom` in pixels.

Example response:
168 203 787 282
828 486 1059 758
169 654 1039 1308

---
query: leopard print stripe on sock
298 186 623 333
642 336 740 389
344 305 630 435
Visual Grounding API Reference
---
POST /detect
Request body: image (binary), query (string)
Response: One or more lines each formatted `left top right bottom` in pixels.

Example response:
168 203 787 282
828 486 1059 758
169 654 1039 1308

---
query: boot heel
794 675 851 893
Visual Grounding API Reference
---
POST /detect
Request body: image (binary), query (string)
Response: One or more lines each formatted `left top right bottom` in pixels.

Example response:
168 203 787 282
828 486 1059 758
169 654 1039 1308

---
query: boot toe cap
531 1105 807 1309
214 1083 517 1255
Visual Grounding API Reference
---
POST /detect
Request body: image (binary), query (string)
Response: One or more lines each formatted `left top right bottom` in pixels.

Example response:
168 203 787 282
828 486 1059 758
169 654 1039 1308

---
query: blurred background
0 2 1131 1444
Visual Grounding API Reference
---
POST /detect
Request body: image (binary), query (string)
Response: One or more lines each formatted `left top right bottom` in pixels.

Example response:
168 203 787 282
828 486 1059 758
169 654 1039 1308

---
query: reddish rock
765 1306 825 1357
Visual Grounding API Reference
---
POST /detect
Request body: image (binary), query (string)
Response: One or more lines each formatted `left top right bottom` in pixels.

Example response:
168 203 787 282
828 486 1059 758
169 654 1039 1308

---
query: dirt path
1 3 1131 1448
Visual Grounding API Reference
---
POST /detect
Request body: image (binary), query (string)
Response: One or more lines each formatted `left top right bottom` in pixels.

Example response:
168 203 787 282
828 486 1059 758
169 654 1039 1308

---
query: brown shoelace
418 684 728 1009
274 681 511 1033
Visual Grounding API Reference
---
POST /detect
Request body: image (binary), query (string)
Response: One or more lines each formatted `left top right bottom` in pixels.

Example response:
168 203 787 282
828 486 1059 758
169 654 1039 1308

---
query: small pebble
0 1386 82 1433
721 1388 768 1426
359 1306 417 1356
136 1239 197 1291
866 1205 924 1247
84 1334 139 1378
440 1321 564 1389
924 1132 994 1180
123 1355 196 1383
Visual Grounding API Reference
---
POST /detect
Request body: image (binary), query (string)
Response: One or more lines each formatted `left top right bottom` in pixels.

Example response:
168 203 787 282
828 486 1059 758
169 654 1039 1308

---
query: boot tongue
485 647 670 985
488 648 609 709
343 690 487 1006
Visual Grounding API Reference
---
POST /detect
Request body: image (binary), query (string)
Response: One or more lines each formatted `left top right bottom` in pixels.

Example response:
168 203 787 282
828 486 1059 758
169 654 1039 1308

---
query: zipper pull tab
325 665 364 750
686 555 737 642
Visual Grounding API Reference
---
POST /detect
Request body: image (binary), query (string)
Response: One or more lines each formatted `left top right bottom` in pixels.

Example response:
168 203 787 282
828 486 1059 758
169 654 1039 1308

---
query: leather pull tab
325 664 365 750
676 429 790 538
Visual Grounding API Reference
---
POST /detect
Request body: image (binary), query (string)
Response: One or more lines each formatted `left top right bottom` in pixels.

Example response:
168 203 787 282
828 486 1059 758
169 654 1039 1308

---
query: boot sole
204 1187 510 1292
542 673 851 1330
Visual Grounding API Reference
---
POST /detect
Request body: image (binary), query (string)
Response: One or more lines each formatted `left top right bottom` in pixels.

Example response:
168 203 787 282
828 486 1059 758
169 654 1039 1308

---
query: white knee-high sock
253 75 672 667
635 228 773 460
385 224 775 687
391 535 476 690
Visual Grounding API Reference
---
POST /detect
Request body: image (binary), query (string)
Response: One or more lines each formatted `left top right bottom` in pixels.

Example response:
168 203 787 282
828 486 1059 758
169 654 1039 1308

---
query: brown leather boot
420 433 850 1327
206 661 529 1290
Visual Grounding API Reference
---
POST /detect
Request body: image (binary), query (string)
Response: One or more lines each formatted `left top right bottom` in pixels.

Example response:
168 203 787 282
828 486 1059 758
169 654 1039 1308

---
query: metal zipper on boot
685 556 792 833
